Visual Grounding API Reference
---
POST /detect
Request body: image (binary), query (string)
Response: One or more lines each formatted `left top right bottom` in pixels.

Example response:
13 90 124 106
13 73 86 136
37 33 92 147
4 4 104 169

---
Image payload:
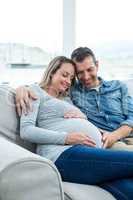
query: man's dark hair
71 47 97 64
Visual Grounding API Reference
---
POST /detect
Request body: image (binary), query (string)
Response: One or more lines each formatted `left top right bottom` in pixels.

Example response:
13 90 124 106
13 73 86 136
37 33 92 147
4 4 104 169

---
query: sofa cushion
0 85 36 152
63 182 116 200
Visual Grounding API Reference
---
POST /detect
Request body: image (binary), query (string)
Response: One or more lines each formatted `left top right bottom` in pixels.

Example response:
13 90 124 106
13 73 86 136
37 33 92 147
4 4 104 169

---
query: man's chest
72 89 123 115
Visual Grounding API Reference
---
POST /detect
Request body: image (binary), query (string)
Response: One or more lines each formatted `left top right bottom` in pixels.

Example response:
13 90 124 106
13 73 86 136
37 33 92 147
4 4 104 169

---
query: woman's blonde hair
39 56 76 97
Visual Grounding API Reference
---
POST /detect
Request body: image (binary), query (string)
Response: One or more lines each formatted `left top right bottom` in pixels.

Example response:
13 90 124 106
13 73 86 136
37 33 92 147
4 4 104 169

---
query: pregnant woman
20 56 133 200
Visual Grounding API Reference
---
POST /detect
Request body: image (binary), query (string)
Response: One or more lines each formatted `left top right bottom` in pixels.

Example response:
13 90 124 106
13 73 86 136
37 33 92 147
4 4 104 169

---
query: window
76 0 133 80
0 0 62 87
1 0 133 87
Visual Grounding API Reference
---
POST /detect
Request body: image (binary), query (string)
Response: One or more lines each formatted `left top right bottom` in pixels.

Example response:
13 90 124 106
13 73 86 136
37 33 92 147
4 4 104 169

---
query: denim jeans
55 144 133 200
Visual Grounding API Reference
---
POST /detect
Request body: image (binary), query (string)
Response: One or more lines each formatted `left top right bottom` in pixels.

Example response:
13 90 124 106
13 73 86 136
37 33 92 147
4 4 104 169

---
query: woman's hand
65 132 96 147
16 86 38 116
64 110 87 119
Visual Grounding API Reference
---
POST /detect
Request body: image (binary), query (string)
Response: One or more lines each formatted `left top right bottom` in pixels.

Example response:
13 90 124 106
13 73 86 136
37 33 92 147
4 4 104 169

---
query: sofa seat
63 182 115 200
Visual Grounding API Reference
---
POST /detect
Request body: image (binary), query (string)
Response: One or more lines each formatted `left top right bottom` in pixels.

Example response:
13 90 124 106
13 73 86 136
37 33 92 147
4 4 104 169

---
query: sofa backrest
0 85 36 152
123 79 133 96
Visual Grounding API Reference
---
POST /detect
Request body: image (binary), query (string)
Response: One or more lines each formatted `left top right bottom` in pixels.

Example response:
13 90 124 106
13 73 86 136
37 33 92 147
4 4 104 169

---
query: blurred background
0 0 133 87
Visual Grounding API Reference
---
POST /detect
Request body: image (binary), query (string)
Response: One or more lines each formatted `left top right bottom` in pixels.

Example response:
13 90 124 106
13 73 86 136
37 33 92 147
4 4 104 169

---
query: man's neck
88 78 101 89
93 78 101 88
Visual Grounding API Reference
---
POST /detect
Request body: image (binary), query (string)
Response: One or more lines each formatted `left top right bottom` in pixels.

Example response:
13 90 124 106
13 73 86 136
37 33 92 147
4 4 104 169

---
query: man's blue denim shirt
70 77 133 132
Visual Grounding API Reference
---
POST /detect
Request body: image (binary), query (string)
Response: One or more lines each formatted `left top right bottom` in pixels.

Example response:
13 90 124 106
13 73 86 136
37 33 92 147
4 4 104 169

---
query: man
16 47 133 149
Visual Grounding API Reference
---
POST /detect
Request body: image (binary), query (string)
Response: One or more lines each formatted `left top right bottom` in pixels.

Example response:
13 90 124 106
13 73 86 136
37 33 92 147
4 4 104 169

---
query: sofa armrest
0 136 64 200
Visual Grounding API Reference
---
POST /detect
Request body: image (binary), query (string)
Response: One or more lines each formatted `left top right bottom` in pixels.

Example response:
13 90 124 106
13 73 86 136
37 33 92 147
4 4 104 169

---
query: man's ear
95 60 99 70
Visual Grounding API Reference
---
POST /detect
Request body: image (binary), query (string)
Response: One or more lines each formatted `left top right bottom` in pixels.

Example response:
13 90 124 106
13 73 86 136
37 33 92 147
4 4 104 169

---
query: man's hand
16 86 38 116
65 132 96 147
102 132 117 148
64 110 87 119
102 125 133 148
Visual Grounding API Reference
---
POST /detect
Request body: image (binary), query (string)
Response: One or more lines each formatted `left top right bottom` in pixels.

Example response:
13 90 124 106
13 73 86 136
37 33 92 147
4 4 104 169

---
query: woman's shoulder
29 84 49 100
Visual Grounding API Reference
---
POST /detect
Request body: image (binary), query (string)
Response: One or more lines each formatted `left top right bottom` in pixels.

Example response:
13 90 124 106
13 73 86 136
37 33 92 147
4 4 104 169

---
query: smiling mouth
62 84 69 89
63 81 70 87
85 80 92 84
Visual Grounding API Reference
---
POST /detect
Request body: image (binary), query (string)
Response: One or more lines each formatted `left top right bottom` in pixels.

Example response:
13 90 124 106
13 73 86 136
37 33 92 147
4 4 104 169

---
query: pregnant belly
54 118 96 132
40 118 102 147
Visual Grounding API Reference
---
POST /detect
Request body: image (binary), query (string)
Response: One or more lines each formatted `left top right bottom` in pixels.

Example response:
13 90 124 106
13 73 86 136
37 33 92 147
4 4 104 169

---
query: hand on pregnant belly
64 110 87 119
65 132 96 147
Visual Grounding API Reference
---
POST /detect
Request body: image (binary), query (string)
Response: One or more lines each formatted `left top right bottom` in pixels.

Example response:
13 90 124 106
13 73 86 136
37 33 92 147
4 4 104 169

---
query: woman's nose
66 77 71 85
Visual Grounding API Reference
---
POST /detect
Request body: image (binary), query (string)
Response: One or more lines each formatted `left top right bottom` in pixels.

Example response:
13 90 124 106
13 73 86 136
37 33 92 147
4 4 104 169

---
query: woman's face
50 63 75 94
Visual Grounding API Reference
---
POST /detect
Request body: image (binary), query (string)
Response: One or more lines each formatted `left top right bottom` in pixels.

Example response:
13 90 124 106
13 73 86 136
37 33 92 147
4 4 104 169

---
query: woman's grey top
20 84 102 162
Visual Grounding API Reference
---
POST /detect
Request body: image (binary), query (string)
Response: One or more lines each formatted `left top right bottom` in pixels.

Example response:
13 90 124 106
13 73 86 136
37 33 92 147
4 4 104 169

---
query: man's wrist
110 132 120 142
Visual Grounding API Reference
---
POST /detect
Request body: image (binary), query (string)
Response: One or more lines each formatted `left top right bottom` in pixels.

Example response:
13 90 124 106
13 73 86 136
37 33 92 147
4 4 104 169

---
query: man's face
74 56 99 88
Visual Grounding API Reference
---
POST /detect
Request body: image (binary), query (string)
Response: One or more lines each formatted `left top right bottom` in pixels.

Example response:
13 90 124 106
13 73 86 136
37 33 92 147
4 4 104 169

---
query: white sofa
2 81 131 200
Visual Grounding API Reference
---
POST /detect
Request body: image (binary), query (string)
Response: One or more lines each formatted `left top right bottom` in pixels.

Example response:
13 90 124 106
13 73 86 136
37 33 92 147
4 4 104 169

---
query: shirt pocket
103 91 123 115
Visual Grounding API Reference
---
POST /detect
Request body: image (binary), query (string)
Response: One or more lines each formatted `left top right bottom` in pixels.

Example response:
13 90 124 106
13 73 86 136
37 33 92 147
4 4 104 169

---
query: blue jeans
55 144 133 200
